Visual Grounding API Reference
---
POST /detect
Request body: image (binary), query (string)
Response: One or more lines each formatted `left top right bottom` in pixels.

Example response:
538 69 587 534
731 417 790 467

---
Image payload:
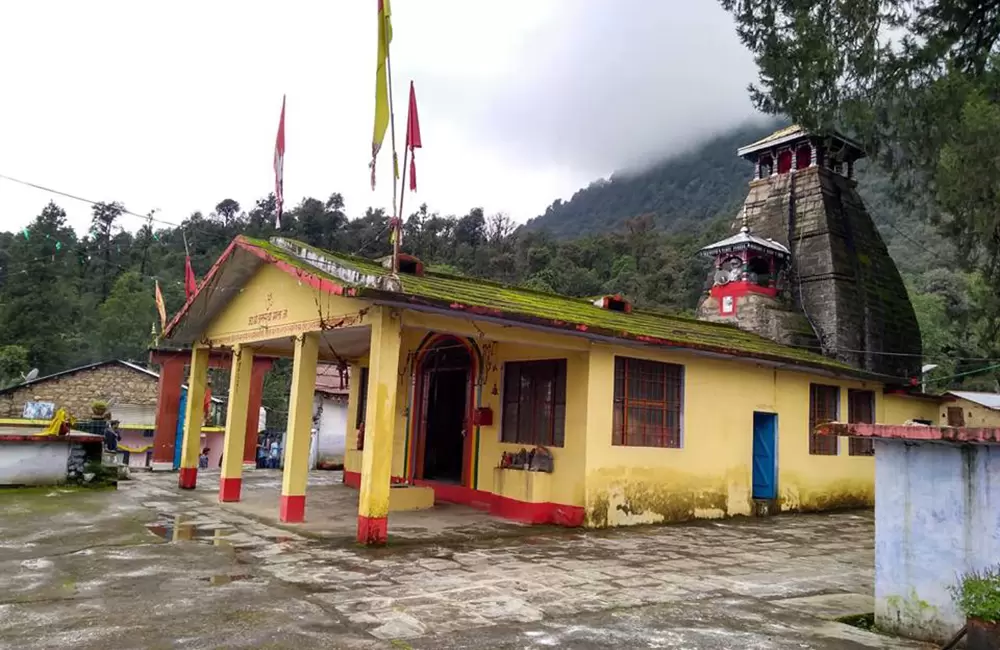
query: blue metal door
752 412 777 500
173 388 187 470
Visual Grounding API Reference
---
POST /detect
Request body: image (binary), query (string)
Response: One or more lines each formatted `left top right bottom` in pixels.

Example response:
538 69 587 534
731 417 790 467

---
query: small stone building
940 390 1000 428
0 360 161 421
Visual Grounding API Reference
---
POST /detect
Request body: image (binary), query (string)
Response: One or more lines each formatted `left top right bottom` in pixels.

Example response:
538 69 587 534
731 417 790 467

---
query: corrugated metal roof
947 391 1000 411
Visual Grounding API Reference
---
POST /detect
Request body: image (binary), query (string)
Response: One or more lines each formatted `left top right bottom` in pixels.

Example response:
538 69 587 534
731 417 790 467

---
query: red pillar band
151 357 185 467
356 515 388 545
218 477 242 502
242 358 272 465
178 467 198 490
279 495 306 523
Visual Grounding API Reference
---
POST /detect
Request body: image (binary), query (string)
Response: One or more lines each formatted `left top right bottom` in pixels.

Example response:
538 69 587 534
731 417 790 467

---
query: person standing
268 438 281 469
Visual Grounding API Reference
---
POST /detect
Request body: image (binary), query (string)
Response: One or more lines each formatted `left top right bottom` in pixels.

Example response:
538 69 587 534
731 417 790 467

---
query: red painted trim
342 470 406 489
408 334 479 488
341 471 585 526
817 422 1000 444
152 358 185 466
218 477 242 502
164 238 242 337
414 479 585 527
356 515 388 545
709 281 778 301
237 240 347 296
0 433 102 444
243 358 272 465
279 494 306 522
178 467 198 489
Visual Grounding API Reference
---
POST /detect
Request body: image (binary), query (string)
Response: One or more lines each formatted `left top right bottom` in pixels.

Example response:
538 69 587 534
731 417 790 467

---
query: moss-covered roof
237 236 870 377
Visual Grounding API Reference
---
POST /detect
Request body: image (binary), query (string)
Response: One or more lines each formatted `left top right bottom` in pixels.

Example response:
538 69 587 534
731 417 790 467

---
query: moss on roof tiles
241 236 859 374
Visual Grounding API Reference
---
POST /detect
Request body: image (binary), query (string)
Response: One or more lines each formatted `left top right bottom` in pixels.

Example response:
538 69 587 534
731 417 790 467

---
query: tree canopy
720 0 1000 388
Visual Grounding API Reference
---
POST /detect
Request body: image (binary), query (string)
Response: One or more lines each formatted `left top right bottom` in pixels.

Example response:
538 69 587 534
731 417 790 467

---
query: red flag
405 81 422 191
273 95 286 228
184 256 197 300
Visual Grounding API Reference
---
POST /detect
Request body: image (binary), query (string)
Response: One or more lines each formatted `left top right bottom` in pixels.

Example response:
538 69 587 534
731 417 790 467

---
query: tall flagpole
383 11 401 274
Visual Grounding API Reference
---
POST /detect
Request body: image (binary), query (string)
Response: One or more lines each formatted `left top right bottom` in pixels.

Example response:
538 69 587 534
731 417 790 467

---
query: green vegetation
952 566 1000 622
719 0 1000 390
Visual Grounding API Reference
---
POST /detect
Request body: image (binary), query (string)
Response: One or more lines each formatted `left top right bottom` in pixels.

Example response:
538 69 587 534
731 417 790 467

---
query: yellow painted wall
937 397 1000 427
335 307 934 529
203 263 371 346
885 393 941 425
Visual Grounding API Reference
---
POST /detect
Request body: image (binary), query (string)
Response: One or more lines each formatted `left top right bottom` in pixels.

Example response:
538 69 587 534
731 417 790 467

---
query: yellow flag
154 280 167 330
370 0 393 190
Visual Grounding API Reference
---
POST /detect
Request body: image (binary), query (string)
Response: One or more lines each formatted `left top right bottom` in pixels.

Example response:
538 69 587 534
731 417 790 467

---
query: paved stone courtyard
0 470 931 649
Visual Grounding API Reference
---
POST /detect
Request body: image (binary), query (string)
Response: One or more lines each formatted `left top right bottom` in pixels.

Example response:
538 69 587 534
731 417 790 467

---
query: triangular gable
165 237 369 347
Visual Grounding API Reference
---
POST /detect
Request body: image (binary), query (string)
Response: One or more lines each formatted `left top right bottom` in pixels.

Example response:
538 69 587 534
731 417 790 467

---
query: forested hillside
527 121 773 237
0 122 992 424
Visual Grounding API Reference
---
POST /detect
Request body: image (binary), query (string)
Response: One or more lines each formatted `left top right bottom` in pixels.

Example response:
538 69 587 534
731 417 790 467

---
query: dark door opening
419 339 472 484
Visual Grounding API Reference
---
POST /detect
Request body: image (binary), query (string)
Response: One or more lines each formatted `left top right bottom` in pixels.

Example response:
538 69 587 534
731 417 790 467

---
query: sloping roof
0 360 159 395
737 125 865 159
947 391 1000 411
165 236 896 380
699 225 790 258
0 359 222 403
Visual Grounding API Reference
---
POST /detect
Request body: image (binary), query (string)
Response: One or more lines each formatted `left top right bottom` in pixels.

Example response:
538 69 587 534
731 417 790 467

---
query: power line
0 173 181 228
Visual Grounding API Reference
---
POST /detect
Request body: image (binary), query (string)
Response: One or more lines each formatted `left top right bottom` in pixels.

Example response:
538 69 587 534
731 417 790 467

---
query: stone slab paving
0 471 933 649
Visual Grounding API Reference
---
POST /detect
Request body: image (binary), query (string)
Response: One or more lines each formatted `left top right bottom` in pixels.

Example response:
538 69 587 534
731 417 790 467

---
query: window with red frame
809 384 840 455
848 389 875 456
613 357 684 448
501 359 566 447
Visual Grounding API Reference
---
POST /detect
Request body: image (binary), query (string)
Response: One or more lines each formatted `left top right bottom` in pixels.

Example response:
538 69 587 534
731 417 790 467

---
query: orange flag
154 280 167 330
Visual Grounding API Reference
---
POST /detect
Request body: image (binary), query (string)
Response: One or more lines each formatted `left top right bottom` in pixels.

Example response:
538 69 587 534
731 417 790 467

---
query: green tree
0 345 29 388
0 203 81 372
97 271 156 361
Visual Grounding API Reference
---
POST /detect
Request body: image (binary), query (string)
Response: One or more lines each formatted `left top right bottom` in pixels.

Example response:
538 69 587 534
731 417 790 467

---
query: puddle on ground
146 514 236 546
202 573 250 585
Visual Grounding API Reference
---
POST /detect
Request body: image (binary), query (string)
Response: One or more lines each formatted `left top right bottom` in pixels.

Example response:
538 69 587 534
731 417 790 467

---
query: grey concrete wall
874 440 1000 642
0 442 71 485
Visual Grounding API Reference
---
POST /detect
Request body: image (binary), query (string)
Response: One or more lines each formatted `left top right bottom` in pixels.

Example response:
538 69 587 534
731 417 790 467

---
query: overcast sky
0 0 758 236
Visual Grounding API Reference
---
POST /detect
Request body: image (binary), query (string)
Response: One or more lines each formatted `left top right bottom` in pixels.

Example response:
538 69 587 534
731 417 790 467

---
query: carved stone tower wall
698 126 922 379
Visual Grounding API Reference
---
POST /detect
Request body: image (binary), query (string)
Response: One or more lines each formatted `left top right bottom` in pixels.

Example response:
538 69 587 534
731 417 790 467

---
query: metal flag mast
383 8 402 275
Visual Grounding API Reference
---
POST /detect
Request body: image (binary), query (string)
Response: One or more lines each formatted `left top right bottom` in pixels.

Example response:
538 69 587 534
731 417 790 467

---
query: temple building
697 125 921 379
161 212 935 543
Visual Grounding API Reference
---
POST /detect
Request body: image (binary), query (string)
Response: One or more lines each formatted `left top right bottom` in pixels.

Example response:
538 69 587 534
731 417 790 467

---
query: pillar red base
218 477 242 502
356 515 388 545
279 494 306 523
178 467 198 490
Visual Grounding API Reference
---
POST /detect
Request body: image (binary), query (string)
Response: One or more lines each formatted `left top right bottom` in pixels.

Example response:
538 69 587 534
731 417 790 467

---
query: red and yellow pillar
150 354 185 470
357 307 402 545
178 346 209 489
242 357 272 468
219 345 254 502
279 332 319 523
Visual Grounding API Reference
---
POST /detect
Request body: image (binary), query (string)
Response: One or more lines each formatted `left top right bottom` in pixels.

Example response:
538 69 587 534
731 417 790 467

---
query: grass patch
836 613 875 631
952 565 1000 622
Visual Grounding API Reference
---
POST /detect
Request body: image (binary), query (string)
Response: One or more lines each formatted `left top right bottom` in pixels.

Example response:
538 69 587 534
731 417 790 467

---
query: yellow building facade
164 236 935 544
939 391 1000 428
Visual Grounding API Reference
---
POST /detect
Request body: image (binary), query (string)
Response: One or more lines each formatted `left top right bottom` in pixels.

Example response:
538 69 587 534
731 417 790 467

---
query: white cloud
0 0 755 236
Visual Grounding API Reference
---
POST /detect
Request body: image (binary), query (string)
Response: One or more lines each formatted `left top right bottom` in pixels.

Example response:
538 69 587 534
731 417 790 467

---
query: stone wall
0 363 160 419
874 440 1000 642
740 166 921 378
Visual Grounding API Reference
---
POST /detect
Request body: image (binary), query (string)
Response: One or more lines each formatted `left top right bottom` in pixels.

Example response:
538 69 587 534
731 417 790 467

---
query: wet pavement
0 470 932 649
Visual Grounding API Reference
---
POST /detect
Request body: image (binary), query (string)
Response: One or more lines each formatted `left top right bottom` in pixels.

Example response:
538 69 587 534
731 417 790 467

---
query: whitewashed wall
875 440 1000 642
313 395 347 467
0 442 71 485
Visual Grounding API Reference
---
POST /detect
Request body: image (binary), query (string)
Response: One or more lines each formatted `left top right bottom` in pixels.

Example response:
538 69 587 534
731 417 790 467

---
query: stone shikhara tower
696 125 921 379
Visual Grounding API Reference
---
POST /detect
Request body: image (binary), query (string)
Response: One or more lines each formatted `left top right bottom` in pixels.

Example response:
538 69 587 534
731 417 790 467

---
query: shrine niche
698 215 790 317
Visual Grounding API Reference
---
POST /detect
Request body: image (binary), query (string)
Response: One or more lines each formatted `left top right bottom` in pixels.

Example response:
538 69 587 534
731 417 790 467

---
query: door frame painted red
408 334 479 488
